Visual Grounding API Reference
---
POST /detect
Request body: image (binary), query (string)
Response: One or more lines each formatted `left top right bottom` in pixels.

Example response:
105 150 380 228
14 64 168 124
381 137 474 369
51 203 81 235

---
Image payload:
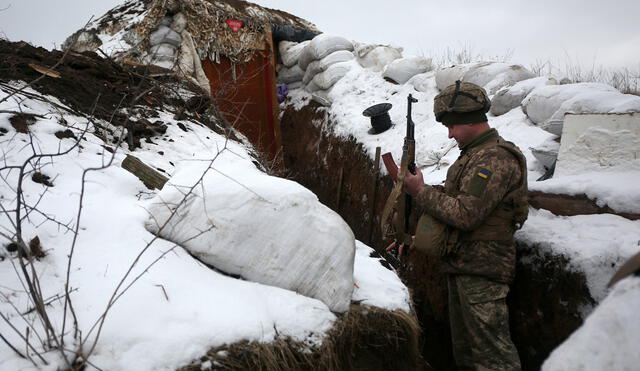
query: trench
279 101 595 371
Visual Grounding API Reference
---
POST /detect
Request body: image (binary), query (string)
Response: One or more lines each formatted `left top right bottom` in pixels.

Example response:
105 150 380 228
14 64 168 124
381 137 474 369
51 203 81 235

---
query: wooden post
367 147 382 244
121 155 169 190
336 166 344 211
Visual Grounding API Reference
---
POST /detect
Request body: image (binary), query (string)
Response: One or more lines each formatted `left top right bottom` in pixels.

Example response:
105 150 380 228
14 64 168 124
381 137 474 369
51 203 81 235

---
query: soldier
403 81 528 370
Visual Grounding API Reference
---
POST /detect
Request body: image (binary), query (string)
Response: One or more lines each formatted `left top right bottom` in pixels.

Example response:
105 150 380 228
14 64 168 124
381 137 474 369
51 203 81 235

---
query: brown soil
529 191 640 220
31 172 54 187
0 40 231 149
9 112 37 133
509 243 594 371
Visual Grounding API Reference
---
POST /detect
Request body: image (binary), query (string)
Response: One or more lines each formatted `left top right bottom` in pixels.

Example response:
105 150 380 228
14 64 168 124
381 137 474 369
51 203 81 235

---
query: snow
521 83 640 131
516 209 640 303
542 277 640 371
352 241 411 312
0 82 410 370
144 152 356 313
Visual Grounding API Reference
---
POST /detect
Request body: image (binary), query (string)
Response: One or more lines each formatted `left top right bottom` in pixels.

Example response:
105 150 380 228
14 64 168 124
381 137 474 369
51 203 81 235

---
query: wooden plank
528 191 640 220
367 146 382 244
121 155 169 190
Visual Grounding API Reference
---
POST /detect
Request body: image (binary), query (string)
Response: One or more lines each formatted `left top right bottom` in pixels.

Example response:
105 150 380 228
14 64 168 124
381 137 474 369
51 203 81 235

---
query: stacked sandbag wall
433 62 640 168
298 34 356 106
145 15 184 69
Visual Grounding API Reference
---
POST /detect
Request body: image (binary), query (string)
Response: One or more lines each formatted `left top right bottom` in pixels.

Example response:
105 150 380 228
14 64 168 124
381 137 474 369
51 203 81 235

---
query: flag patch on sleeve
468 167 493 197
477 169 491 179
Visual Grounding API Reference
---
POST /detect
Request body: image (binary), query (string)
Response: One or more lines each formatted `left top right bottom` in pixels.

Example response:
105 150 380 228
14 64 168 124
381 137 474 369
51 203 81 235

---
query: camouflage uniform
416 124 527 369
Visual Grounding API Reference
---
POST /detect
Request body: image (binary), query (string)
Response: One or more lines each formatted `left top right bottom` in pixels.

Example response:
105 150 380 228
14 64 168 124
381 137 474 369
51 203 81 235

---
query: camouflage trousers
448 274 521 371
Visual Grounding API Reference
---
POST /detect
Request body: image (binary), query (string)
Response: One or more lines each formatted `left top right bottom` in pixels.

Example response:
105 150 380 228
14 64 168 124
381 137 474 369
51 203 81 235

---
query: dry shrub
179 304 425 371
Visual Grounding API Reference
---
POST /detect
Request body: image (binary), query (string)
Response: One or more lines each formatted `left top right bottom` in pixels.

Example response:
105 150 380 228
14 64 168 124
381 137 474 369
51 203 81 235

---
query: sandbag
277 64 305 84
149 43 177 59
355 43 403 72
491 76 558 116
302 50 354 85
462 62 536 95
298 34 354 70
522 83 620 124
150 25 182 47
279 40 309 68
409 71 437 93
170 12 187 33
312 61 353 90
177 30 211 94
144 157 356 313
383 56 433 85
305 79 321 93
435 64 473 90
312 89 332 107
288 81 303 90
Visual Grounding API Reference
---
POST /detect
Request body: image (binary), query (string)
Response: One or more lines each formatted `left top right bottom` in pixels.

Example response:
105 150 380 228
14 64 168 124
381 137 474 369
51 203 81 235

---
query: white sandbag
177 30 211 94
144 157 356 313
298 34 354 70
279 40 309 68
491 76 558 116
146 43 177 69
549 90 640 123
312 89 332 107
305 79 321 93
408 70 437 93
277 64 304 84
170 12 187 33
462 62 536 95
288 81 303 90
160 16 172 27
383 56 433 85
149 43 177 59
303 60 322 85
355 43 403 72
435 64 474 90
150 25 182 47
312 61 353 90
302 50 354 85
522 83 620 124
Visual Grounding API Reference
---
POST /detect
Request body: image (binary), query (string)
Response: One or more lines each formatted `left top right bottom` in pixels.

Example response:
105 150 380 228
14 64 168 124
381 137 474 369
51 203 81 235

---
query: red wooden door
202 50 281 166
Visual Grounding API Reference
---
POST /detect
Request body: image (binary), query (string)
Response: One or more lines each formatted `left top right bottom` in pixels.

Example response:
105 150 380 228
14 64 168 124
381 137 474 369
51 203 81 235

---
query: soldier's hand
385 238 415 257
403 167 425 197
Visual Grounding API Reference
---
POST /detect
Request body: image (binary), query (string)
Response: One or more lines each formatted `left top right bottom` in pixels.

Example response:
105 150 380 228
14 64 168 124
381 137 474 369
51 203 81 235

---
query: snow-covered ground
0 81 409 370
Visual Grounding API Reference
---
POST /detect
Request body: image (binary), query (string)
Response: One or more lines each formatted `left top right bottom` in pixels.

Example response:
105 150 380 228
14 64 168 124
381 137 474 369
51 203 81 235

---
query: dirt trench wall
280 102 594 371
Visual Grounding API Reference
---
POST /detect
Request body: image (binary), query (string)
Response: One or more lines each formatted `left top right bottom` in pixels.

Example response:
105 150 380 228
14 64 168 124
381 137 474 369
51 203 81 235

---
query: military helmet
434 80 491 125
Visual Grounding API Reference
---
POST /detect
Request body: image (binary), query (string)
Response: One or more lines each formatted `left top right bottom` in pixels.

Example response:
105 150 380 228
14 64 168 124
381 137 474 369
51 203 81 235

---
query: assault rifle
381 94 418 258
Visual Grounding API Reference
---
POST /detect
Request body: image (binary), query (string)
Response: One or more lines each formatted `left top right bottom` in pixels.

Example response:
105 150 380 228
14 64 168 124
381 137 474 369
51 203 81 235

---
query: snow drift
144 154 356 313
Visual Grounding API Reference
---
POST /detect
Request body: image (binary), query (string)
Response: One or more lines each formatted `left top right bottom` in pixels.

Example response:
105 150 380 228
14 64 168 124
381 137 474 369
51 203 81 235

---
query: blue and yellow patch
477 169 491 179
468 167 493 197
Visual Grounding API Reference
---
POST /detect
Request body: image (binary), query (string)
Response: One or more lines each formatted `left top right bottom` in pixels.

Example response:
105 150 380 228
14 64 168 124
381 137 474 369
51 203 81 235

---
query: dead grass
529 58 640 95
178 304 425 371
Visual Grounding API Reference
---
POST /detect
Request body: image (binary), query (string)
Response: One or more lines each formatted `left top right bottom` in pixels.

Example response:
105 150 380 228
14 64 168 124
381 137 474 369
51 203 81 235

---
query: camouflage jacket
415 128 527 283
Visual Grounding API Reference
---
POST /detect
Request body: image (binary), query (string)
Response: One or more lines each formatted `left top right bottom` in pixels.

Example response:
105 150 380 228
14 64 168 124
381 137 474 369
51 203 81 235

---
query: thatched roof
66 0 320 64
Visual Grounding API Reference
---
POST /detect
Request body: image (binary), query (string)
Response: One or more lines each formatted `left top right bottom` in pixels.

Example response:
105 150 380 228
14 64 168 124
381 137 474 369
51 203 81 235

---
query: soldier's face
446 124 474 147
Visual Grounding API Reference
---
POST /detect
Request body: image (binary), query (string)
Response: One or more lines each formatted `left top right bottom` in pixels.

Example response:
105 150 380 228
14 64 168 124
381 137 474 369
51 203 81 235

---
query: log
121 155 169 190
528 191 640 221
